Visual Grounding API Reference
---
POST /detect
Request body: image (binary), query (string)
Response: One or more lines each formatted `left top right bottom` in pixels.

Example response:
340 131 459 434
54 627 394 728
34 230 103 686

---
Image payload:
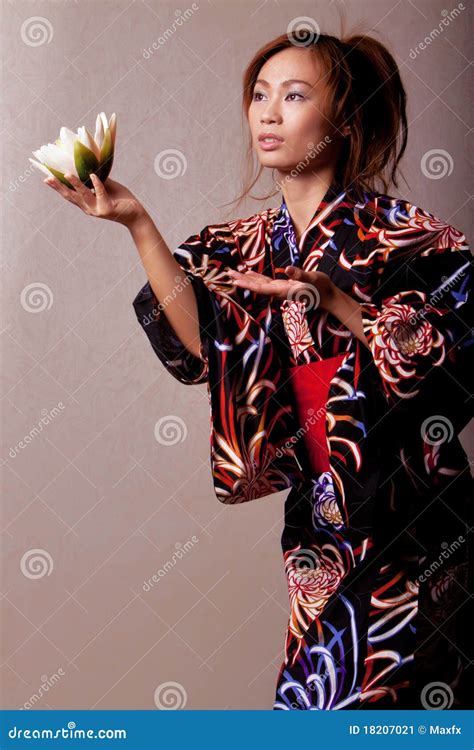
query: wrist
324 286 370 348
321 279 340 314
127 210 153 236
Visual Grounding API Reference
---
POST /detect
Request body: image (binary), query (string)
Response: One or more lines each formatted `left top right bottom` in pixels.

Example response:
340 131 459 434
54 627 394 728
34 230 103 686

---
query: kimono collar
271 177 348 271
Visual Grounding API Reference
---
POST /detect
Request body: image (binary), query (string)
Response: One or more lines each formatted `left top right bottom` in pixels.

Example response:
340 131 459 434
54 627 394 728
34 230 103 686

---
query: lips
258 133 284 143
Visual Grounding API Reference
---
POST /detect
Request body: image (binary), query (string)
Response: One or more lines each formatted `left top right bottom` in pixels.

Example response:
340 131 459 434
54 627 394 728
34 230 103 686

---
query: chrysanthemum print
133 178 473 709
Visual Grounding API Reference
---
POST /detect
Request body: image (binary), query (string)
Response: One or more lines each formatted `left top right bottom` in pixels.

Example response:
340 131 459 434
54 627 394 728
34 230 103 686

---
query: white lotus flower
29 112 116 188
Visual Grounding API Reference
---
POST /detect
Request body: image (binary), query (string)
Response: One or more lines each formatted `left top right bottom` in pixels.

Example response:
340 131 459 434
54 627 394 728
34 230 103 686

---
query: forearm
326 287 370 349
129 214 202 359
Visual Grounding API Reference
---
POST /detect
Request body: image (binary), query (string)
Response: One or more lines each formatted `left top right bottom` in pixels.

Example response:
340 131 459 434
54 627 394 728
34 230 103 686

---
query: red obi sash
287 354 346 473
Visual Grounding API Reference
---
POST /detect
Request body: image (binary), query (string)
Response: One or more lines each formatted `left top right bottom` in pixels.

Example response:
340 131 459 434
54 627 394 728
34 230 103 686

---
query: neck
276 167 337 243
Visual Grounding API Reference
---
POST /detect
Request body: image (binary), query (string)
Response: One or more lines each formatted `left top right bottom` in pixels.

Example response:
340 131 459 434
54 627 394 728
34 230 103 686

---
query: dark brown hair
226 28 408 212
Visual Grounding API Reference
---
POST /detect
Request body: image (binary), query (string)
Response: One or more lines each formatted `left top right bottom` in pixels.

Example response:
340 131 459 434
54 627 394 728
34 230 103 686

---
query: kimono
132 178 473 709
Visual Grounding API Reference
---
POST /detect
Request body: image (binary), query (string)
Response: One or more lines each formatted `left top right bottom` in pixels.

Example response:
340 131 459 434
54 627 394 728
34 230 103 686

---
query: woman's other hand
226 266 369 346
226 266 337 312
43 172 146 228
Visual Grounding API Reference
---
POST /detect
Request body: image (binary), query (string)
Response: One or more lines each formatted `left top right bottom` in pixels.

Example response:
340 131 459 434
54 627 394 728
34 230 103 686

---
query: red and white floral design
361 294 446 400
281 299 315 359
284 542 346 662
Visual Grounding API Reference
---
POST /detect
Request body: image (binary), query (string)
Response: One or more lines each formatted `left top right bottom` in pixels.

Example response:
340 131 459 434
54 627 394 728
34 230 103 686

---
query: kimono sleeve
132 223 234 385
358 223 473 434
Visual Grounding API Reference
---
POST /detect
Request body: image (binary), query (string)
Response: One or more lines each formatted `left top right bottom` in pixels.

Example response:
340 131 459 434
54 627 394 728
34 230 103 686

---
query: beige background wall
1 0 472 710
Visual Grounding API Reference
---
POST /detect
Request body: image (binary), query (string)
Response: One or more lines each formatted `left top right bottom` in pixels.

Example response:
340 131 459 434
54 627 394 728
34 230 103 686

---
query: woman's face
248 46 347 175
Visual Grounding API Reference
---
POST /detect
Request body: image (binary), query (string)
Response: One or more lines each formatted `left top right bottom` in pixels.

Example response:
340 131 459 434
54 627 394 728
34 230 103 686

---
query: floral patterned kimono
132 179 473 710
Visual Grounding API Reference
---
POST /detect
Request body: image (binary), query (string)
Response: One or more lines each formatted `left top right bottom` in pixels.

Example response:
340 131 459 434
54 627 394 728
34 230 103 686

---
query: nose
260 104 282 125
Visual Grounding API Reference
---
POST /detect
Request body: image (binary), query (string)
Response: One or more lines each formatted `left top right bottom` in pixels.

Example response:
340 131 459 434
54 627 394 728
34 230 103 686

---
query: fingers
226 267 334 308
285 266 322 287
227 269 264 290
90 173 106 197
285 265 311 281
235 269 261 277
227 269 263 281
90 173 110 214
44 172 101 214
43 174 78 202
227 269 286 298
63 172 94 200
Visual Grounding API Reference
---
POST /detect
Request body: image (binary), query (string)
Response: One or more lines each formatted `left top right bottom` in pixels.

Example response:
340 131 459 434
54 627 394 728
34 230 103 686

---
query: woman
44 30 472 710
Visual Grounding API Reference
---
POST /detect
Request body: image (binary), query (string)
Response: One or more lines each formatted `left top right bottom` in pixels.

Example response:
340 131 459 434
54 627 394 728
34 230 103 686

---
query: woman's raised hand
43 172 146 228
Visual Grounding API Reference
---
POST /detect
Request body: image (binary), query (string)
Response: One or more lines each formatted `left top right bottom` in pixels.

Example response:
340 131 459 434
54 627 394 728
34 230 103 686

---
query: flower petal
29 158 53 177
99 111 108 133
78 125 100 159
97 126 114 181
94 113 104 150
58 127 78 159
33 143 76 174
108 112 117 147
74 140 100 184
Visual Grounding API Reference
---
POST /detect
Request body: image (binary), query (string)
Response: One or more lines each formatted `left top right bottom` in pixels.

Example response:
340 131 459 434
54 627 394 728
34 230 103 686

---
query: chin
256 152 292 169
258 156 286 168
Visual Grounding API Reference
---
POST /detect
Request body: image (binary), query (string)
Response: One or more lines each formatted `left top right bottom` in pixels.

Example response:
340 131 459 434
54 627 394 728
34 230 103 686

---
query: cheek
247 106 259 137
285 108 328 151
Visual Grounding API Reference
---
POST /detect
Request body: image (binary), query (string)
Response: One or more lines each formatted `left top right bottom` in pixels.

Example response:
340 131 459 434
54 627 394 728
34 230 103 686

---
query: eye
286 92 304 101
252 91 265 101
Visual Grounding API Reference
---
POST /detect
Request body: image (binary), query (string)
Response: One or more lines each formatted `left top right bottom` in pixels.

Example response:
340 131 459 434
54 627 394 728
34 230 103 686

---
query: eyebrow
255 78 312 87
